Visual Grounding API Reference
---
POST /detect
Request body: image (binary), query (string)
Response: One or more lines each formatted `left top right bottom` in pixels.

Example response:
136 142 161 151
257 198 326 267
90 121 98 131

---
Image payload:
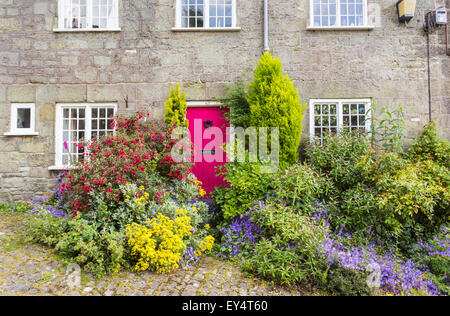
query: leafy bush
240 202 329 285
275 163 333 213
240 239 314 286
165 84 188 128
213 161 275 220
322 264 370 296
358 152 450 240
25 208 127 277
247 52 306 167
407 122 450 169
305 130 371 191
220 82 251 128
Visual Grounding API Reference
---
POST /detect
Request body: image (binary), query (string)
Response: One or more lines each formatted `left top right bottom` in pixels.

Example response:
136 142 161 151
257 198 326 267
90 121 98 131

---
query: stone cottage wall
0 0 448 203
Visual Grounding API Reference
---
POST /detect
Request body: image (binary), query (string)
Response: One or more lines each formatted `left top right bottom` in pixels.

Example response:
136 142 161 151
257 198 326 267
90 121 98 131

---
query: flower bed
17 112 215 277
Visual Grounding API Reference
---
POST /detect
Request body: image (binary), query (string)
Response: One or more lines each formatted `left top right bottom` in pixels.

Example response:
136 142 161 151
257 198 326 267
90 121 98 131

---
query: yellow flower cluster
125 210 193 273
194 180 207 197
124 184 150 207
195 235 215 257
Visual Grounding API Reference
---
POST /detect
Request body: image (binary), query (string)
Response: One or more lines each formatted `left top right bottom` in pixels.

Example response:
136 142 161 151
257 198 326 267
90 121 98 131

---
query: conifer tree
247 52 306 167
165 84 188 128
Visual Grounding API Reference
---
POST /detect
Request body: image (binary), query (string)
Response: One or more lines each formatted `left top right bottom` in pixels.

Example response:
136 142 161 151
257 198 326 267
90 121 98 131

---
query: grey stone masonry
0 0 449 203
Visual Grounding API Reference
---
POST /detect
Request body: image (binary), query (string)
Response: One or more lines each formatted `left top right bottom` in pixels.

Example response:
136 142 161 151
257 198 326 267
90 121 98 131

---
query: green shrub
240 202 329 285
360 153 450 240
247 52 306 167
213 161 275 220
164 84 188 128
220 82 251 128
275 163 333 213
407 122 450 169
330 184 381 239
322 264 371 296
24 209 128 277
305 131 371 191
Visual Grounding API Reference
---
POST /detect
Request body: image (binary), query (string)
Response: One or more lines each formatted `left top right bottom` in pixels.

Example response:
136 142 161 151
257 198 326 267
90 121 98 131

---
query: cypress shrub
247 52 306 168
165 84 188 128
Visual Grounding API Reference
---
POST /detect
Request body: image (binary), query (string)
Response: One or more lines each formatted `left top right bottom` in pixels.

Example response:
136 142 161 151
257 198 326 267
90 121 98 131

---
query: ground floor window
309 99 371 143
5 103 37 136
55 103 116 167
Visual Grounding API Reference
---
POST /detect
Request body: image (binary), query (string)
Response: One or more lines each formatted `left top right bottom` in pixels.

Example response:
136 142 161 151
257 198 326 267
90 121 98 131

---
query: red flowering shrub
60 112 193 214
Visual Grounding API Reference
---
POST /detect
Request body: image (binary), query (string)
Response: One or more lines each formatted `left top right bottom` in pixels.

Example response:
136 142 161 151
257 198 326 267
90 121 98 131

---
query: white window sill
3 132 39 136
171 27 241 32
53 28 121 33
306 25 375 31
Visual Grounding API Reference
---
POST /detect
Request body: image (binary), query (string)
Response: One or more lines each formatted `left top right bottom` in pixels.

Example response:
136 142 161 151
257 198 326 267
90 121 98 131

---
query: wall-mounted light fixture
396 0 416 23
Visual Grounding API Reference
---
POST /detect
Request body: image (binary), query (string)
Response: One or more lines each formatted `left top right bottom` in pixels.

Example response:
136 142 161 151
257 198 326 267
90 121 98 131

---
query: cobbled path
0 213 301 296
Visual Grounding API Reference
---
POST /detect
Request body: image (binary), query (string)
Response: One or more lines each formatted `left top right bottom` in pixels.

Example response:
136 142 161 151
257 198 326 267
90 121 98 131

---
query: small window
309 99 371 143
310 0 369 28
5 103 37 136
55 0 120 31
54 103 116 168
175 0 237 29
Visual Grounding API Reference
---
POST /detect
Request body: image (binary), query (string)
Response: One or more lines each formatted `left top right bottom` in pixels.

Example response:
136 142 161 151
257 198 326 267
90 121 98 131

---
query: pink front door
186 107 230 194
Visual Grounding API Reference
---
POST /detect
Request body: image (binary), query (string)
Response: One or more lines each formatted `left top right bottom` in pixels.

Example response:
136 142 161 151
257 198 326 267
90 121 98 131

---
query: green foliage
220 82 251 128
164 83 188 128
370 105 406 152
12 201 31 214
331 184 381 239
305 122 450 243
322 264 371 296
247 52 306 167
407 122 450 169
0 204 8 213
241 239 311 286
305 130 371 191
275 163 333 213
241 203 329 285
24 210 128 277
359 152 450 240
213 162 275 220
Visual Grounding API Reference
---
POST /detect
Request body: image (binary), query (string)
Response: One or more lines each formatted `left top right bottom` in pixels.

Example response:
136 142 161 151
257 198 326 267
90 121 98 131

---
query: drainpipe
264 0 270 51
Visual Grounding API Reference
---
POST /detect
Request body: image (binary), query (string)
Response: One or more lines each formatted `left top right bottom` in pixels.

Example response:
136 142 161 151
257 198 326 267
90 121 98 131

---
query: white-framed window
53 103 116 168
309 0 369 28
4 103 38 136
309 99 372 143
55 0 120 32
175 0 238 29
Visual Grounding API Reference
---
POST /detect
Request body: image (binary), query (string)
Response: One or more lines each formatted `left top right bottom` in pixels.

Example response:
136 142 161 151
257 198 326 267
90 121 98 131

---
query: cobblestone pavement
0 212 301 296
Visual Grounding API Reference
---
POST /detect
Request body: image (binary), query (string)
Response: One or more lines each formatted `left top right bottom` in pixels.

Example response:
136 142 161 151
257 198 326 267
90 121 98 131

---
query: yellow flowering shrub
195 235 215 256
125 210 193 273
194 180 207 197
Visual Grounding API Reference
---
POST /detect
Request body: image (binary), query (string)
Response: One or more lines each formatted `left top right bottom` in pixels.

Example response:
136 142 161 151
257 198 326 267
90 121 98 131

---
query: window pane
64 0 117 29
17 108 31 129
312 0 337 27
209 0 233 28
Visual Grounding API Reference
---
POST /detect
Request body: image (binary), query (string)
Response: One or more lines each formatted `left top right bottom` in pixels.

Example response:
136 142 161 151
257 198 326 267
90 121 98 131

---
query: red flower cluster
60 112 193 214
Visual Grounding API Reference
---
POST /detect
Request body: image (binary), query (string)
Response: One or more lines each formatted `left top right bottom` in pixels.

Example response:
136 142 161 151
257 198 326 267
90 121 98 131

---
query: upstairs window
56 0 119 31
310 0 368 28
309 99 371 143
175 0 237 29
